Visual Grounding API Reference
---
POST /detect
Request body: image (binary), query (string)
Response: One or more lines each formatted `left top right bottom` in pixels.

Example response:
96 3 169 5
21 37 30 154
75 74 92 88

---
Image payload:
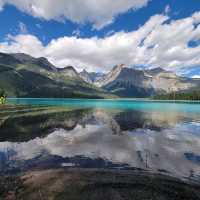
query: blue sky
0 0 199 76
0 0 198 42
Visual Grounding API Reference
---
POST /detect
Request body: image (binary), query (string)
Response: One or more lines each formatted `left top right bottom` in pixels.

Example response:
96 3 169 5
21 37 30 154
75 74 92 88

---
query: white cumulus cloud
0 12 200 74
0 0 150 29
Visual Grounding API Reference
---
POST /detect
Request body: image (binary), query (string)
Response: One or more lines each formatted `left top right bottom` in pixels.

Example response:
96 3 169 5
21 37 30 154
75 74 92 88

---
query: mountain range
0 52 200 98
0 53 112 98
93 64 200 97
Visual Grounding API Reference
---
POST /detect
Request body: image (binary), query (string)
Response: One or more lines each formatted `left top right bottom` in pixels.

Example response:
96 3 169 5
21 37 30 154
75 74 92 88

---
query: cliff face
95 65 200 97
79 69 104 84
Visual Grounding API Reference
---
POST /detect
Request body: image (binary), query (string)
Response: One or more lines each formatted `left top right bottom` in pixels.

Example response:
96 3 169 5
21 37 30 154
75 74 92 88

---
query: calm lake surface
1 98 200 182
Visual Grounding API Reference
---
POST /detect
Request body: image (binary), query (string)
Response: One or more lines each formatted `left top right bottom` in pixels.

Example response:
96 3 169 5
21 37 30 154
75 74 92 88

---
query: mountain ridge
94 64 200 97
0 52 200 98
0 52 114 98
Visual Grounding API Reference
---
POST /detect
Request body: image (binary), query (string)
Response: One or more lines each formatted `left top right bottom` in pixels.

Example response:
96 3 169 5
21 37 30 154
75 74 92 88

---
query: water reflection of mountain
0 106 200 181
0 120 200 180
0 106 92 141
0 105 196 142
111 110 187 131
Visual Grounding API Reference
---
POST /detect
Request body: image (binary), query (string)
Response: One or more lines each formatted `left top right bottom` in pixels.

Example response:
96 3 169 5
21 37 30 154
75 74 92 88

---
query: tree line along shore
1 88 200 101
153 90 200 101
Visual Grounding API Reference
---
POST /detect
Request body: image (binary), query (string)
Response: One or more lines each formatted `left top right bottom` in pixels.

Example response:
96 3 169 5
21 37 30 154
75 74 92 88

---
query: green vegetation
153 90 200 101
0 89 6 104
0 53 113 99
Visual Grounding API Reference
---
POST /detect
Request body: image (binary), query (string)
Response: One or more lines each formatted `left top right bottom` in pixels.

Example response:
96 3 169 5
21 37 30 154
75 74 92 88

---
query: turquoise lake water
7 98 200 113
1 98 200 182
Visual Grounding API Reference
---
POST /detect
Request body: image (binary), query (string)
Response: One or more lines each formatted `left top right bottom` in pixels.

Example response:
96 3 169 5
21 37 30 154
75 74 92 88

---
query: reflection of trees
79 109 182 135
0 107 92 142
114 110 149 131
0 105 192 143
1 106 200 180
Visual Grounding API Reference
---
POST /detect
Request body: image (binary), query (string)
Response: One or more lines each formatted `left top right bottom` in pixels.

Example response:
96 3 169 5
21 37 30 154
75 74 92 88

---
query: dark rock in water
1 169 200 200
0 175 23 199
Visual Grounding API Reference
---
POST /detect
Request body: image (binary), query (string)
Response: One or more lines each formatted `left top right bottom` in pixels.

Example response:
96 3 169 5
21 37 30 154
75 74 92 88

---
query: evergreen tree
0 89 6 104
154 90 200 101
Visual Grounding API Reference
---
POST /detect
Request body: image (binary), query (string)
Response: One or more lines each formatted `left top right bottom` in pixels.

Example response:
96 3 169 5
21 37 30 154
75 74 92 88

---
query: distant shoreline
6 97 200 104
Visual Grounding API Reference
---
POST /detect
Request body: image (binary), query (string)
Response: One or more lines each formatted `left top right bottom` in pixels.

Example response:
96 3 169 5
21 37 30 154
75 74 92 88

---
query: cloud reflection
0 109 200 181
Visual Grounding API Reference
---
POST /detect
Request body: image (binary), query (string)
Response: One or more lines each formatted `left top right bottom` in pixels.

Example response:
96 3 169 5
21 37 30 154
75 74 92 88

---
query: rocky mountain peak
80 69 92 83
10 53 58 72
1 51 200 98
36 57 58 72
58 66 80 78
112 64 126 72
80 69 105 84
95 64 126 87
62 66 76 71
